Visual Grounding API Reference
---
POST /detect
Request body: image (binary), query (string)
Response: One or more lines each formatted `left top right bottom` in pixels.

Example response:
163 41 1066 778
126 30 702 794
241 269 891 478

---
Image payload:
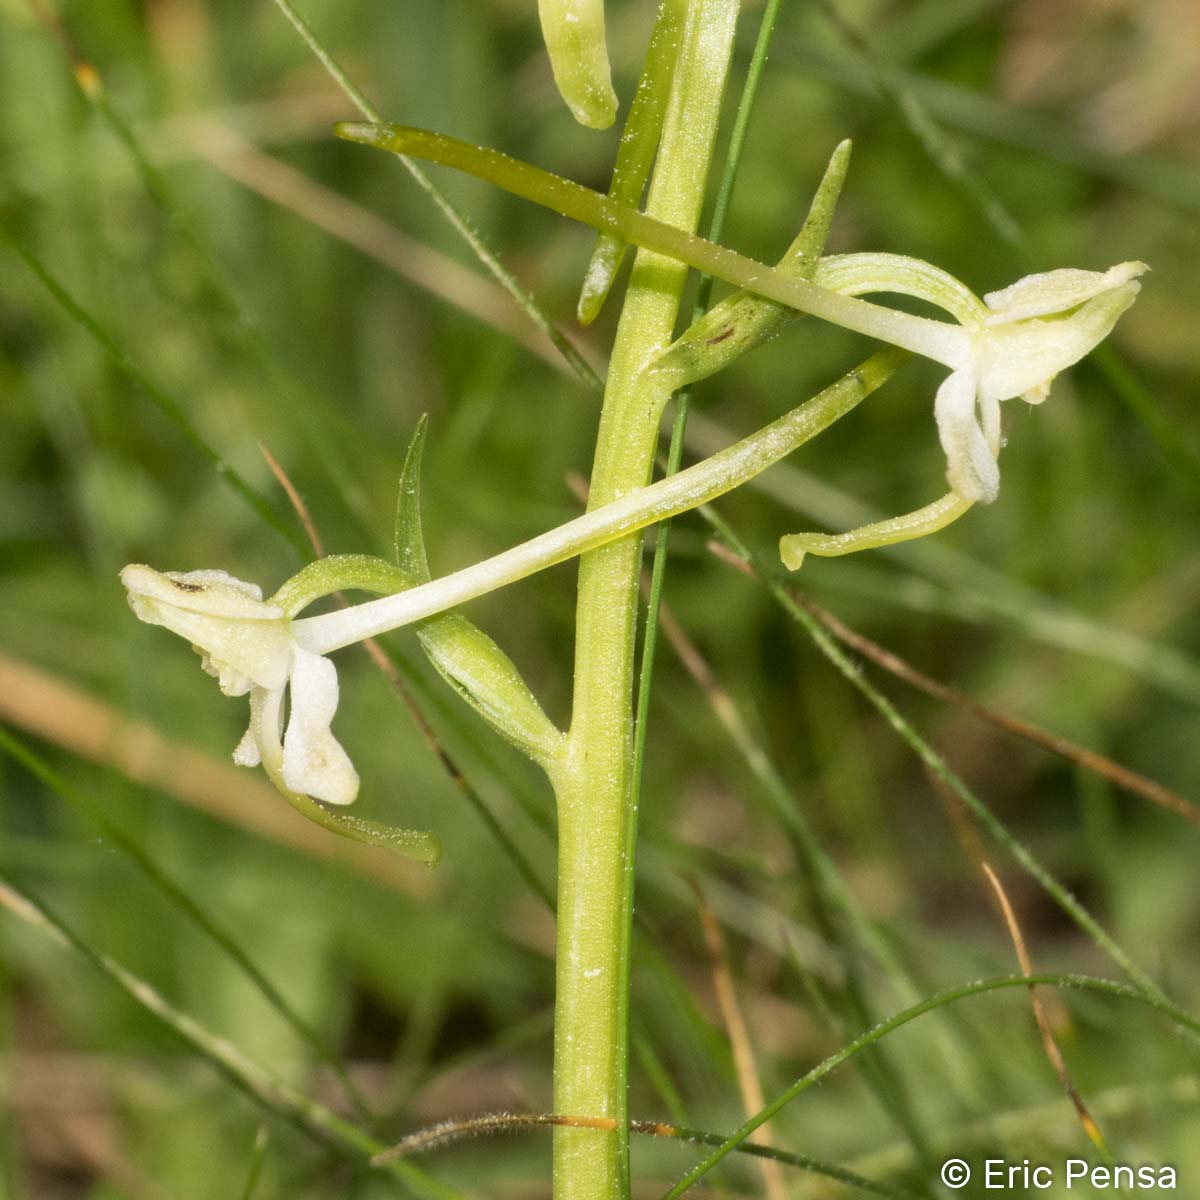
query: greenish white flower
814 256 1146 503
943 261 1146 502
120 565 358 806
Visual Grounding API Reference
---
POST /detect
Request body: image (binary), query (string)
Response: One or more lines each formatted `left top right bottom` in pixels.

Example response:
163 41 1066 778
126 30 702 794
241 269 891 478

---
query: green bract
537 0 617 129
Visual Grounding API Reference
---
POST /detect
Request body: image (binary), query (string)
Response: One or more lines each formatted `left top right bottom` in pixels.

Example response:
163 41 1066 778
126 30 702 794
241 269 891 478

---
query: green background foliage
1 1 1198 1196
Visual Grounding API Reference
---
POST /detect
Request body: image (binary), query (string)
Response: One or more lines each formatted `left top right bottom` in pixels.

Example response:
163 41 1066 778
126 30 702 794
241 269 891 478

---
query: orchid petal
121 565 292 691
977 277 1143 404
281 646 359 806
935 369 1000 503
982 262 1145 323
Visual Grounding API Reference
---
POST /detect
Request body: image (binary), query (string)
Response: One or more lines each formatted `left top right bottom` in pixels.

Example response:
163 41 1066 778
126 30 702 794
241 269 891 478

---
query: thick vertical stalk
552 5 740 1200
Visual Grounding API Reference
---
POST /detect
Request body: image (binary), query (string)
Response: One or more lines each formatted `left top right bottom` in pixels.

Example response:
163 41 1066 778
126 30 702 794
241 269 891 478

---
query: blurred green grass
2 1 1199 1197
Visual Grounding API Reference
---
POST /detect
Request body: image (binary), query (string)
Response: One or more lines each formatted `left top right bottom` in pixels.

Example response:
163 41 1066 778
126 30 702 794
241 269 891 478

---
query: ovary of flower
813 256 1146 504
120 565 359 807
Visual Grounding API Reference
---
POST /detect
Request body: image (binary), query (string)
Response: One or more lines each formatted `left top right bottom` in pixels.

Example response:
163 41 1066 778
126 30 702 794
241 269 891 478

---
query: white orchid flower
813 255 1147 504
120 565 358 806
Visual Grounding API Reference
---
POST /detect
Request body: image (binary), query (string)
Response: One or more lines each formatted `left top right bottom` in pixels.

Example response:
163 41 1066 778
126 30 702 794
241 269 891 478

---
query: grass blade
658 971 1200 1199
0 227 306 557
0 727 374 1118
0 870 460 1200
703 515 1200 1036
269 0 603 394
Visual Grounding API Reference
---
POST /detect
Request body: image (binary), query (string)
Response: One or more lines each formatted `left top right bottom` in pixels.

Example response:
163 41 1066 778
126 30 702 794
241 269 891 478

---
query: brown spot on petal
171 580 204 593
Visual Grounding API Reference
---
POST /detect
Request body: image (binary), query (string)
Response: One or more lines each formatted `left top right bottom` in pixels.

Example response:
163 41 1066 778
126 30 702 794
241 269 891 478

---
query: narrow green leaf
702 513 1200 1039
650 137 852 390
272 0 604 395
0 871 460 1200
239 1127 270 1200
657 972 1200 1200
0 228 306 557
395 414 433 581
0 727 371 1114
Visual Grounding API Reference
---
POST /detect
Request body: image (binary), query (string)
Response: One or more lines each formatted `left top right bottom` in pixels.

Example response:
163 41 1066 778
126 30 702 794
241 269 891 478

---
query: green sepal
269 554 404 618
648 139 852 389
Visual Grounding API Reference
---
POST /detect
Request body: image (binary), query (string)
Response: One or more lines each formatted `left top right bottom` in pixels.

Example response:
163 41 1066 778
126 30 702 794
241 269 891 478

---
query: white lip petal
934 369 999 504
281 646 359 806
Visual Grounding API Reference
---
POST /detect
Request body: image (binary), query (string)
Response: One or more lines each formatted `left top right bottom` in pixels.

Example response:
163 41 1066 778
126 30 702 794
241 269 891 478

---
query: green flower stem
290 350 904 658
553 6 739 1199
578 0 688 323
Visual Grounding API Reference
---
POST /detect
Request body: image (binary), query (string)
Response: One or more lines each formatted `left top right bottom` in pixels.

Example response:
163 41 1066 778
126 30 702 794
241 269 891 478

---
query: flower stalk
334 121 971 367
549 6 739 1197
334 122 1143 503
289 350 903 657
